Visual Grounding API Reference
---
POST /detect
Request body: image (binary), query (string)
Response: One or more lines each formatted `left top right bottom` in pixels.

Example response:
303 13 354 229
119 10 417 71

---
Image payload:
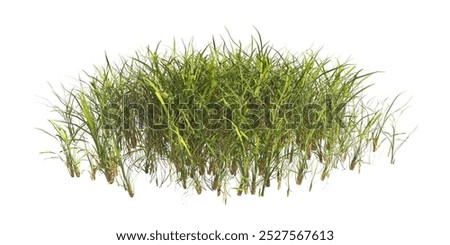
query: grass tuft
40 31 410 201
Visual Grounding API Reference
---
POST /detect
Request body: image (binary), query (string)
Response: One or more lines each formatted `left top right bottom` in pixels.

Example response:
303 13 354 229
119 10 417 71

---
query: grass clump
41 31 410 201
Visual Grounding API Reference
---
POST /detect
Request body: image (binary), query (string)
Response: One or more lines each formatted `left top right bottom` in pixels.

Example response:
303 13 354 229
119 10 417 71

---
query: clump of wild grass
41 32 410 201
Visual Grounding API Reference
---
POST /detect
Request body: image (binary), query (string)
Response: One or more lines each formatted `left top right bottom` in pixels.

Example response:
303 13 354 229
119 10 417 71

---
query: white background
1 0 448 244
